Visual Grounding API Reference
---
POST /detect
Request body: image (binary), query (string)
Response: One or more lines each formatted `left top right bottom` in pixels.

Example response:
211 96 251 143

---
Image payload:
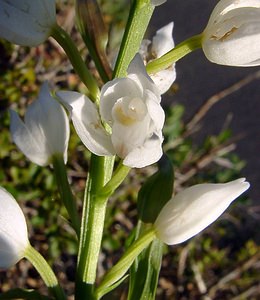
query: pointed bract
155 178 250 245
202 0 260 66
0 0 56 46
0 187 29 268
10 82 70 166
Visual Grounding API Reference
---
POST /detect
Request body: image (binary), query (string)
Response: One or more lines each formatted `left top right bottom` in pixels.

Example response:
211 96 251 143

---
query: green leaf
137 155 174 223
128 223 164 300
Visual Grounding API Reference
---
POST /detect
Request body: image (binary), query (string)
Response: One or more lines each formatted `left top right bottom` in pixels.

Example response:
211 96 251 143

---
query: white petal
0 187 29 268
100 77 143 125
150 67 176 95
152 22 174 58
10 110 50 166
127 54 161 99
111 114 150 159
0 0 56 46
151 0 167 6
57 91 115 156
203 0 260 66
145 89 165 131
123 132 163 168
10 83 70 166
155 178 250 245
207 0 260 28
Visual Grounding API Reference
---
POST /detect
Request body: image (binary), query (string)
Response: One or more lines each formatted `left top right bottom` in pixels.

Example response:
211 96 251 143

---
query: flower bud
202 0 260 66
10 82 70 166
0 187 29 268
154 178 250 245
0 0 56 46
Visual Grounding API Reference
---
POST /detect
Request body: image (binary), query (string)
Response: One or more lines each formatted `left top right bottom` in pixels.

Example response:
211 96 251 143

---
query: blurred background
0 0 259 299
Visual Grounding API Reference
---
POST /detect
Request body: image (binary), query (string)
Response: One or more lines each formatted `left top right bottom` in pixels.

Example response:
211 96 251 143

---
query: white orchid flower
0 0 56 46
154 178 250 245
0 187 29 268
202 0 260 66
10 82 70 166
140 22 176 94
58 54 165 168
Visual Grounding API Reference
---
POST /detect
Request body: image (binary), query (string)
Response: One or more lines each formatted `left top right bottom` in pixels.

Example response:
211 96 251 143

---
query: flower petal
203 0 260 66
10 83 70 166
100 77 143 125
57 91 115 156
152 22 175 58
151 0 167 6
127 54 161 100
155 178 250 245
0 0 56 46
123 131 164 168
0 187 29 268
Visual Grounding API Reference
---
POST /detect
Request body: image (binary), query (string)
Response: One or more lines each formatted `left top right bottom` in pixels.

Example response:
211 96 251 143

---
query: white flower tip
0 187 29 268
155 178 250 245
151 0 167 6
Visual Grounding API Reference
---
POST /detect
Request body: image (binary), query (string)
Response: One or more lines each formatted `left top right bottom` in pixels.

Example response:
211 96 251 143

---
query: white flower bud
0 0 56 46
10 82 70 166
0 187 29 268
154 178 250 245
202 0 260 66
58 54 165 168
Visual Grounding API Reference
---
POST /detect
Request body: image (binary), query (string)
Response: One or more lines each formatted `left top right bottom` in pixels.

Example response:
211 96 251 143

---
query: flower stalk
24 245 66 300
146 34 202 75
52 154 80 237
95 228 156 299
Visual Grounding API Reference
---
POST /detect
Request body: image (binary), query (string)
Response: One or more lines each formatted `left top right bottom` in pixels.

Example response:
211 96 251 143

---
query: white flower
202 0 260 66
0 187 29 268
0 0 56 46
140 22 176 94
154 178 250 245
58 54 165 168
10 82 70 166
151 0 167 6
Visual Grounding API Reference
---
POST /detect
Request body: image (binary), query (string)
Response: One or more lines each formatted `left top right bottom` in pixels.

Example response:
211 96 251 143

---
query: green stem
52 154 80 237
76 155 115 299
51 24 99 101
113 0 154 78
24 244 66 300
97 161 131 199
146 34 203 75
95 228 156 299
